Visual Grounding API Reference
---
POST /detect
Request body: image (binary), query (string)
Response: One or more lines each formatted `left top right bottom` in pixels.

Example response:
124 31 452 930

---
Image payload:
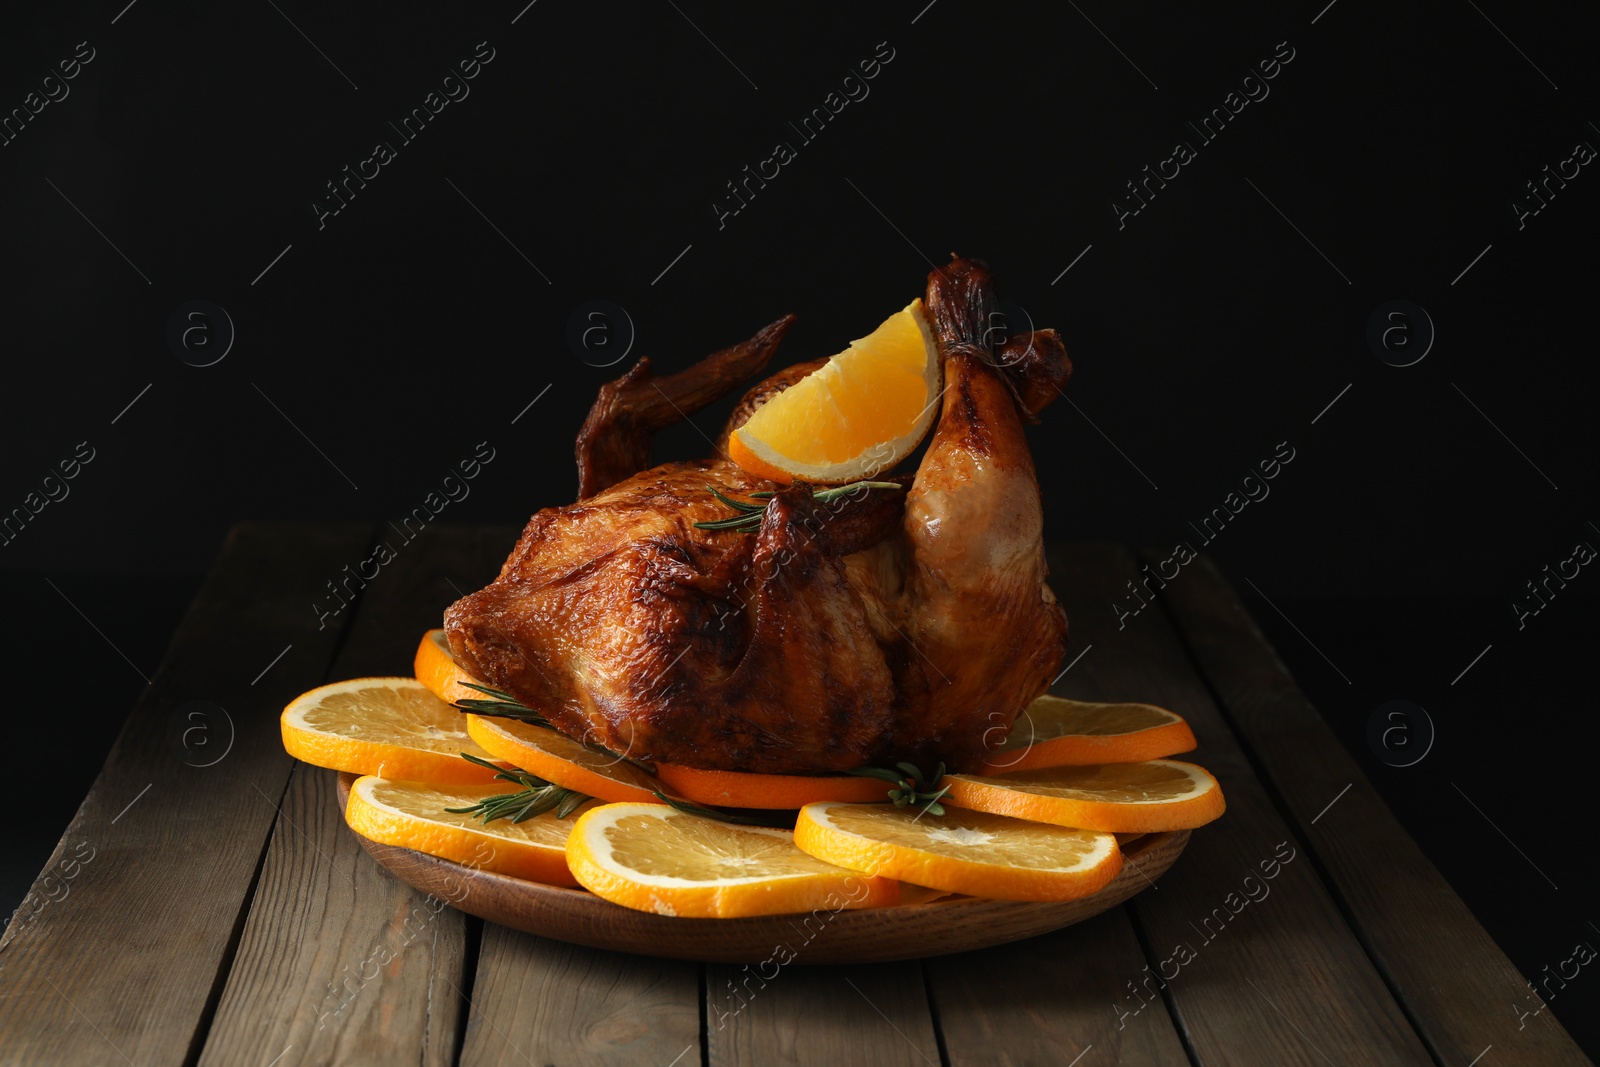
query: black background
2 0 1596 1055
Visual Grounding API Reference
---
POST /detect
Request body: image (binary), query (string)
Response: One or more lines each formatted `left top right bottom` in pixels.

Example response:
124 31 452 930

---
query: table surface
0 523 1588 1067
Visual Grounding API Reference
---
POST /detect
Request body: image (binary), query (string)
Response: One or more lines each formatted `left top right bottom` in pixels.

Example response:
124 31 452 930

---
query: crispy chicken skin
445 257 1070 773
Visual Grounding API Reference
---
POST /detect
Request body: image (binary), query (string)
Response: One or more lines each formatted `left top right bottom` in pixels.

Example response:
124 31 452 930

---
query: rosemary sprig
693 481 904 534
707 485 765 513
452 682 553 728
444 753 590 823
850 761 951 816
651 790 797 829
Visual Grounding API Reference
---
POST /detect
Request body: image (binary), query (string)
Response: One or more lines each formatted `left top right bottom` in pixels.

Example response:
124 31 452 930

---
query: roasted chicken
445 257 1071 773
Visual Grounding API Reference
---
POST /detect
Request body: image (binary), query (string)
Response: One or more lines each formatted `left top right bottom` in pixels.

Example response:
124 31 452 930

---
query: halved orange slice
281 678 502 784
793 802 1122 902
566 802 899 917
344 775 586 885
654 763 891 809
980 695 1197 773
467 714 661 803
728 299 941 484
943 760 1225 833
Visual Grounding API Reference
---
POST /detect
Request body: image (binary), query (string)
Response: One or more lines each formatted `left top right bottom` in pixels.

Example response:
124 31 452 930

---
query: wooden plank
197 523 512 1066
458 924 701 1067
926 910 1194 1067
707 961 943 1067
450 520 709 1066
927 551 1195 1067
1151 551 1592 1066
1048 544 1435 1066
0 522 373 1067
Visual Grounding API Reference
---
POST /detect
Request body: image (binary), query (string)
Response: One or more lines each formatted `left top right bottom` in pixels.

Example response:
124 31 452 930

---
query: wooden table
0 523 1589 1066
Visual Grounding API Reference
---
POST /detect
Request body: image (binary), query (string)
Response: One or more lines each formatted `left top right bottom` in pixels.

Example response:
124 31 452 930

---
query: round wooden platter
335 772 1189 965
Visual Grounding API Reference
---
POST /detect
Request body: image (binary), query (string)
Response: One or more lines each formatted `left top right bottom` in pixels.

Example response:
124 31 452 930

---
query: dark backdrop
3 0 1596 1054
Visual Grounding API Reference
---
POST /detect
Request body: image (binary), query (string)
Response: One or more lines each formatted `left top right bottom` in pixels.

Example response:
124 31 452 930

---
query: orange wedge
728 299 941 484
566 802 899 917
654 764 891 809
980 695 1197 773
344 775 586 885
281 678 503 784
793 802 1122 902
413 628 489 706
467 714 661 803
943 760 1225 833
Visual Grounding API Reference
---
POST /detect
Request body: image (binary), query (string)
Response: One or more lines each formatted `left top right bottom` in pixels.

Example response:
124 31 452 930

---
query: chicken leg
892 258 1069 767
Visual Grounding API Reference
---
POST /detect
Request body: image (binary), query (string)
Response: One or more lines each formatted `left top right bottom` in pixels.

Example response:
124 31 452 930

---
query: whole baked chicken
445 257 1071 773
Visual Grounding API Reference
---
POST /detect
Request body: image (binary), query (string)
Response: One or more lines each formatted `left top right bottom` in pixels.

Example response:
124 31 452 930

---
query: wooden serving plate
335 772 1188 964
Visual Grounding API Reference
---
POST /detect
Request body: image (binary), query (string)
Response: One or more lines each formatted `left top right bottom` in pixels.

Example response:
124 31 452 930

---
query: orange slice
344 775 585 885
654 764 891 809
943 760 1225 833
467 714 661 803
979 695 1197 773
413 628 489 706
793 802 1122 902
565 802 899 917
728 299 941 484
281 678 502 784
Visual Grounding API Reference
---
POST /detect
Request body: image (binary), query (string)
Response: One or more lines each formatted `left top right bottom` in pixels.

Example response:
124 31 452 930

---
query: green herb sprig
693 481 903 534
452 683 552 727
651 791 797 829
444 753 590 823
850 762 950 816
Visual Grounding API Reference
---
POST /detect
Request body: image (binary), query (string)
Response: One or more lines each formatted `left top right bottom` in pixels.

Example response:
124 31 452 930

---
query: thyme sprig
444 753 590 823
693 481 903 534
850 762 950 816
452 682 553 727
